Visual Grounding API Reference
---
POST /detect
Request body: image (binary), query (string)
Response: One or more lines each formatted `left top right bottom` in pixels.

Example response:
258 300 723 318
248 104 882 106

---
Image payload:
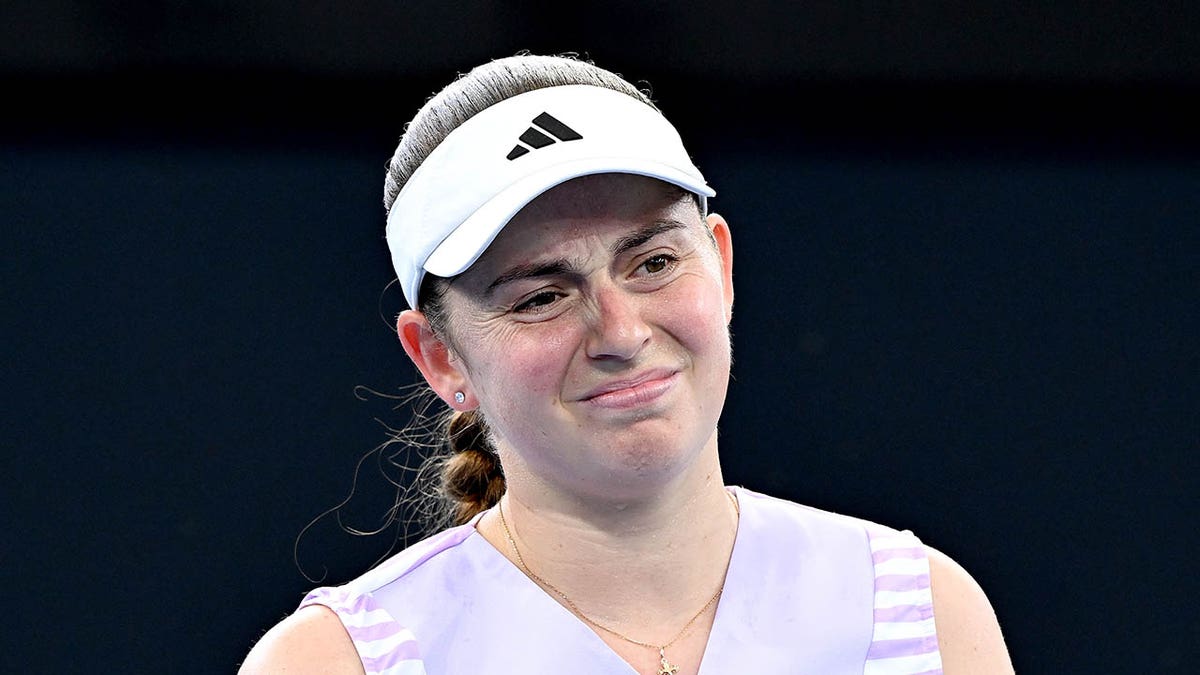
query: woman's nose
585 286 651 361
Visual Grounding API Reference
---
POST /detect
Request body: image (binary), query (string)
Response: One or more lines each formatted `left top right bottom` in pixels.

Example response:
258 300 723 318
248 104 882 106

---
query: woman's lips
581 370 678 409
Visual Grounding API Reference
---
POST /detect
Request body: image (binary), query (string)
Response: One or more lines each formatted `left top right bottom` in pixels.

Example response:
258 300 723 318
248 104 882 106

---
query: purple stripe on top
348 591 422 669
871 545 927 564
343 590 373 613
348 619 408 643
874 572 932 593
866 635 941 659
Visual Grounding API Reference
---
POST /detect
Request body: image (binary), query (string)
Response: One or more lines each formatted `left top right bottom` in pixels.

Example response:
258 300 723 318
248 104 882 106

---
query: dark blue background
3 3 1198 673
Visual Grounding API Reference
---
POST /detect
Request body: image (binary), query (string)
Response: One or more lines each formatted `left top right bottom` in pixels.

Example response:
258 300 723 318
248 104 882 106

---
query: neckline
466 486 747 675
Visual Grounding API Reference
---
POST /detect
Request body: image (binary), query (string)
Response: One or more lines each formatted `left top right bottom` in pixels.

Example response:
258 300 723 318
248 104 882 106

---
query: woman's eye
641 254 675 275
514 291 559 313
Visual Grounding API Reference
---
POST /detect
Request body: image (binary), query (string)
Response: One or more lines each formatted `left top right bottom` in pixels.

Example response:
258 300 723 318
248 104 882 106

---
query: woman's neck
475 445 739 638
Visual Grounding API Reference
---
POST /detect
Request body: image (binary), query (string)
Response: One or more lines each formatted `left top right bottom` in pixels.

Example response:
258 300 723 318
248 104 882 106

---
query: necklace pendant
657 648 679 675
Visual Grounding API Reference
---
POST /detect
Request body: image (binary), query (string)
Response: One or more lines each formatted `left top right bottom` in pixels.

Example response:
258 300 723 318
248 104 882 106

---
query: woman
241 54 1012 674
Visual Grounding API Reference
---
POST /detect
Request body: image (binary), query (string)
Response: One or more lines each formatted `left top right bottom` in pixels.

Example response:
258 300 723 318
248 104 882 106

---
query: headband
385 84 715 308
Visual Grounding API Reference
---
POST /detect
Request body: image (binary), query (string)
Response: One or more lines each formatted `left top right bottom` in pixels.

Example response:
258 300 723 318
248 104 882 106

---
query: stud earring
454 392 466 404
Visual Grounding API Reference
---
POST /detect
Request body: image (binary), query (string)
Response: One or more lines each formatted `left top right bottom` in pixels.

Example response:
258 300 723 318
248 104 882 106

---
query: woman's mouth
581 370 678 409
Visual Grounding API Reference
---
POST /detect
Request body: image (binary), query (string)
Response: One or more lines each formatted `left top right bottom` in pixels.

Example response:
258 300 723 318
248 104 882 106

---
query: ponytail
439 410 505 525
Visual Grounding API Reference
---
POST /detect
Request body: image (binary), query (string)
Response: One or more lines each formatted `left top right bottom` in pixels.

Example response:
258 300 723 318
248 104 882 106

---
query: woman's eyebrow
484 220 688 297
485 259 575 296
609 219 688 257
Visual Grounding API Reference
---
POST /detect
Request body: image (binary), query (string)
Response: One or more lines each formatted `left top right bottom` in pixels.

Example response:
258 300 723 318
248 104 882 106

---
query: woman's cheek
493 326 577 394
669 275 728 344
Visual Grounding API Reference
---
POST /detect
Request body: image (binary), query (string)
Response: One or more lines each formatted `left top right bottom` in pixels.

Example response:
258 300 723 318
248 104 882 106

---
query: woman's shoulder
239 522 482 674
734 486 1013 670
731 485 909 542
238 605 364 675
925 546 1015 674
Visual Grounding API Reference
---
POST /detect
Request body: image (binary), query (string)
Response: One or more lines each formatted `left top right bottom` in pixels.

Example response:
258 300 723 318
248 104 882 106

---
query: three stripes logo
506 112 582 160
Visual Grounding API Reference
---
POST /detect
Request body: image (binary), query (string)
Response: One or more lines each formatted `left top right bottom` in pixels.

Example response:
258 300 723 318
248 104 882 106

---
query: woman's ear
396 309 473 409
706 213 734 324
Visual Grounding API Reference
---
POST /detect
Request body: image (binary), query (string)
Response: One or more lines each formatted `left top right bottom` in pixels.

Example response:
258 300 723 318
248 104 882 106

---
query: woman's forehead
460 175 701 280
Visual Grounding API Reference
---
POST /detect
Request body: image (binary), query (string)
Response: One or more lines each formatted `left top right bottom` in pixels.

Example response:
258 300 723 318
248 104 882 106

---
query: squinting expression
439 174 734 500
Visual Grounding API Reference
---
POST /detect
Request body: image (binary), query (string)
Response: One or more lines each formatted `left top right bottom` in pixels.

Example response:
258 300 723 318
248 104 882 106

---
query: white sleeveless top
302 487 944 674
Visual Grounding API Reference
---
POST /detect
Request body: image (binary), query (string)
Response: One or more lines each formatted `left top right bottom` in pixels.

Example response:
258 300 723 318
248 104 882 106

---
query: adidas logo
506 112 582 160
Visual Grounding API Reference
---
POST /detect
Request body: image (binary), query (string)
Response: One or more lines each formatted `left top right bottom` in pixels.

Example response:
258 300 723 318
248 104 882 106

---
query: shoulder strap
863 526 944 675
301 586 428 675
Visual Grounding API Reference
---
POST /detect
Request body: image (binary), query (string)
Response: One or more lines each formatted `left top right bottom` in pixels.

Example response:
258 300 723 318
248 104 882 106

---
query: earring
454 391 466 404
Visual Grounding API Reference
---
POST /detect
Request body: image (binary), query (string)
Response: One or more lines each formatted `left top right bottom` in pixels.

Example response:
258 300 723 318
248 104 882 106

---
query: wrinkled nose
585 286 651 361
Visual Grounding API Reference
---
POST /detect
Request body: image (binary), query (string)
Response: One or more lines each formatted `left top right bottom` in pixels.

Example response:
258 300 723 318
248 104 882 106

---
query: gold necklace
497 493 739 675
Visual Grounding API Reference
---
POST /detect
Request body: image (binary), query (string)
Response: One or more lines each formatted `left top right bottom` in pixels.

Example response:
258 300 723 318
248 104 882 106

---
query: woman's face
435 174 733 500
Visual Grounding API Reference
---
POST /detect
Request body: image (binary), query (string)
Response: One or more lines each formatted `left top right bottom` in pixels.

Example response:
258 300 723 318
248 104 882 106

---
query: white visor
385 84 715 308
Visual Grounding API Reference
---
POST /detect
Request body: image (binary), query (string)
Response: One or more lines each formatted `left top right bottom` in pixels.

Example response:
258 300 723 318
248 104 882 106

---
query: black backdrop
4 3 1198 673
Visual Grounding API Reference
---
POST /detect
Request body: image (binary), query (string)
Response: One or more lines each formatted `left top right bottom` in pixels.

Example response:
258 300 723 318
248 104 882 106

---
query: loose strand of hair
293 384 453 582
